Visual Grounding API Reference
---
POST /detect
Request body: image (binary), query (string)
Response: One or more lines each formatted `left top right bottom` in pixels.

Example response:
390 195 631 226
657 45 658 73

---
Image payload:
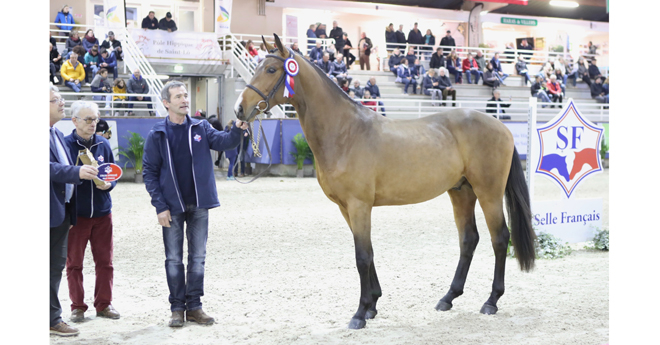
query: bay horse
235 34 536 329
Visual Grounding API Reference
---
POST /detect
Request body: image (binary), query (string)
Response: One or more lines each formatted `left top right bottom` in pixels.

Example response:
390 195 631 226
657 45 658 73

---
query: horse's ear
273 33 286 57
262 35 274 53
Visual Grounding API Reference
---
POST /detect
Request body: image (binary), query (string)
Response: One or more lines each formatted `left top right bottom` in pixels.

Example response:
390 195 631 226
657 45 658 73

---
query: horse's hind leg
436 186 479 311
478 197 510 315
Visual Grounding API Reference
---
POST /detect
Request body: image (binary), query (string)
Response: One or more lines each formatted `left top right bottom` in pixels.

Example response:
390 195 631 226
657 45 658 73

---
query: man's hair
438 67 447 74
414 22 418 26
161 81 186 102
100 47 107 55
50 85 59 93
99 68 108 75
149 11 155 14
70 101 99 119
72 45 86 57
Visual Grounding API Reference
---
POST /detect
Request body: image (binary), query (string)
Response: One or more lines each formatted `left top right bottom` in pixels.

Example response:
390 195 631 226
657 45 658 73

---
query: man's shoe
97 305 120 319
169 310 185 327
50 322 79 337
186 308 215 325
70 309 84 323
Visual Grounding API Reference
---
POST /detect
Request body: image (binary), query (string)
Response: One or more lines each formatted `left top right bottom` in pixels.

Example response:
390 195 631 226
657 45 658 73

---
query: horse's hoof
480 303 498 315
348 317 366 329
435 300 453 311
365 309 378 319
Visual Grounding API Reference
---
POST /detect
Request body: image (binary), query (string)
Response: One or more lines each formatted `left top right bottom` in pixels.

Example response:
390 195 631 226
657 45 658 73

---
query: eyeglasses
75 117 100 124
50 98 65 104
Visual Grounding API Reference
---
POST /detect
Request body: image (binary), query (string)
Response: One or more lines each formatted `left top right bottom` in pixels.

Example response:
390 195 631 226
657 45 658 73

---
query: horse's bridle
244 47 294 116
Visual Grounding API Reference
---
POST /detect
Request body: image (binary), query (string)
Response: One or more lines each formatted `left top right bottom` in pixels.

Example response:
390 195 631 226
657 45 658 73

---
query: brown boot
70 309 84 323
97 305 120 319
50 322 80 337
186 308 215 325
169 310 184 327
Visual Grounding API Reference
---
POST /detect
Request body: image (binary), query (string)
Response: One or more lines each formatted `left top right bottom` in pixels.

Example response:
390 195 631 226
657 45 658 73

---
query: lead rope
232 113 272 184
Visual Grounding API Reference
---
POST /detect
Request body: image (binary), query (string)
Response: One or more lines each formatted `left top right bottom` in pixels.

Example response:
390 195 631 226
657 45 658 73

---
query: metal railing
58 91 158 116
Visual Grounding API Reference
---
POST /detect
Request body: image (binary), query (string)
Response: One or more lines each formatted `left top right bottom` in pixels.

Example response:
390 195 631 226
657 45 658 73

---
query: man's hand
96 181 111 190
235 119 249 130
74 79 80 84
137 96 143 101
79 165 99 180
158 210 172 228
167 29 172 33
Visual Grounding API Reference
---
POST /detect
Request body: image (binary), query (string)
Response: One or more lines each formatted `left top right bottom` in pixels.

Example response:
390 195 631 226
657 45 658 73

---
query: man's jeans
533 90 551 107
163 205 209 312
495 72 509 84
465 70 480 84
65 81 81 92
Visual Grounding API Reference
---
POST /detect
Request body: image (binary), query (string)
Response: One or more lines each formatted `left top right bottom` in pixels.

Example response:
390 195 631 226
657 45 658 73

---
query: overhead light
549 1 579 8
480 11 489 16
174 65 184 72
144 75 170 80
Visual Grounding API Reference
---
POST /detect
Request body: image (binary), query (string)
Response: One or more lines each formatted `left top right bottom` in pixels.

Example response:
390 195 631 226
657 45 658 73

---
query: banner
131 29 223 60
215 0 233 35
532 199 603 243
103 0 126 29
467 3 483 48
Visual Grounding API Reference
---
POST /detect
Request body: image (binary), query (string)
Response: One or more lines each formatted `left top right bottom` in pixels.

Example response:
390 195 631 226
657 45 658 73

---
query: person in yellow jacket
112 78 128 116
60 52 85 92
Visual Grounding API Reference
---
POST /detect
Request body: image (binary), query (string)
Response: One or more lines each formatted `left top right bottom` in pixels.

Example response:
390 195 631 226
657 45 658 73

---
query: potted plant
600 139 609 169
290 133 310 178
117 131 146 183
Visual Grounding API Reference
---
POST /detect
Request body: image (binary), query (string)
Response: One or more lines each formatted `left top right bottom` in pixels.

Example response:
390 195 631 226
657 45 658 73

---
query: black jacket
158 18 177 32
436 75 452 90
486 97 511 114
100 39 121 50
385 30 397 49
440 36 456 54
429 53 446 69
141 16 158 30
395 30 406 44
358 37 373 56
531 81 545 96
329 27 344 51
590 82 607 98
588 64 601 79
407 29 423 45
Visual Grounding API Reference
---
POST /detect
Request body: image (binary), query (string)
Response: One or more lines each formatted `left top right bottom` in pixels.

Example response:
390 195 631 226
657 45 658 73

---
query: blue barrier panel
281 119 312 166
245 119 282 164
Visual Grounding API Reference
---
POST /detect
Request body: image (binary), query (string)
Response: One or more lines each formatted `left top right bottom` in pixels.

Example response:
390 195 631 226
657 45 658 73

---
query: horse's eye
267 67 277 74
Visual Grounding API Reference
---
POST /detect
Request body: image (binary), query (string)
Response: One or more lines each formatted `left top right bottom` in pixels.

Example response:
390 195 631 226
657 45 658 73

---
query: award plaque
76 149 106 186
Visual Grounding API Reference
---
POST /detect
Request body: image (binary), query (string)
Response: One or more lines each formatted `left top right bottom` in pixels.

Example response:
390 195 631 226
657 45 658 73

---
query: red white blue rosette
283 58 299 98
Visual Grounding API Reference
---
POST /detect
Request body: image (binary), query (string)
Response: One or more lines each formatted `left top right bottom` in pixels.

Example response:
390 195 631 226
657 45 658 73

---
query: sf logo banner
535 100 604 198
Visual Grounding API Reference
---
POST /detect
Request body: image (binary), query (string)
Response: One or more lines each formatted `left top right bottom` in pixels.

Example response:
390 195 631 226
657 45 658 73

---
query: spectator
317 53 333 78
565 57 579 87
555 68 567 95
462 53 480 85
126 68 153 116
436 67 456 107
100 31 123 61
142 11 159 30
395 24 407 50
515 55 532 86
54 5 75 37
588 58 602 80
575 56 591 86
483 61 500 89
342 33 356 68
430 47 446 69
82 29 99 51
590 76 609 103
537 60 554 80
61 52 85 92
91 68 113 112
306 24 317 54
350 80 365 98
422 69 442 106
329 21 345 53
224 120 239 181
254 43 267 64
309 41 324 64
314 23 327 39
474 50 486 73
113 78 128 116
357 32 373 71
446 50 462 84
95 119 112 140
546 74 564 108
554 57 568 85
246 40 258 57
518 39 533 60
407 22 423 46
339 79 350 93
486 89 511 119
331 53 352 86
404 46 417 66
361 90 379 113
423 29 435 55
396 58 417 95
99 48 117 79
84 45 101 83
385 23 397 52
439 30 456 56
325 44 337 62
503 42 516 63
388 48 405 77
411 57 425 81
365 76 386 115
159 12 177 32
588 41 598 56
489 52 509 85
65 29 82 53
63 101 120 324
50 43 63 84
531 75 551 107
348 90 356 99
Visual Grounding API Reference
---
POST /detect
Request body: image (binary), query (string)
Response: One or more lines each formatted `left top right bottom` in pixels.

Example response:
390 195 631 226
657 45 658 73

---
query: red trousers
66 213 114 312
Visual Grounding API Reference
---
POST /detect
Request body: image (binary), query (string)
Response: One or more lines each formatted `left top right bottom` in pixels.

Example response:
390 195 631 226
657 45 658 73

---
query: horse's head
235 34 295 122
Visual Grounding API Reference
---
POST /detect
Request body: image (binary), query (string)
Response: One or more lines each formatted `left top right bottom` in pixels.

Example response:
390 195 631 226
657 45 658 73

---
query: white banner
131 29 223 60
532 198 603 243
103 0 126 29
215 0 233 35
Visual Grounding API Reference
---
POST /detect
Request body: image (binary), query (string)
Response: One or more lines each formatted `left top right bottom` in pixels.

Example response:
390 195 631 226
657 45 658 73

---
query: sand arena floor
52 170 609 345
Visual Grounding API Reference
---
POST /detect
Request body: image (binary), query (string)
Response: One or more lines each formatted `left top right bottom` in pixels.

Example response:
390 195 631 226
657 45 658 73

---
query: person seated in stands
486 89 511 119
546 74 564 108
518 39 533 60
99 48 117 79
515 55 531 86
554 68 566 95
60 52 85 93
503 42 516 63
254 43 267 64
348 90 356 99
405 46 417 66
446 50 462 84
565 57 580 87
436 67 456 107
483 61 501 89
410 57 425 81
361 90 379 113
332 76 339 85
350 80 365 98
113 78 128 116
82 29 99 51
159 12 178 32
489 52 508 85
84 45 101 83
317 53 333 78
365 76 386 116
339 79 350 93
430 47 446 69
65 29 82 54
588 58 601 81
554 57 568 85
474 50 486 81
126 68 153 116
291 42 302 55
396 58 417 95
422 69 442 106
324 44 337 62
100 31 123 61
91 68 113 113
142 11 159 30
462 53 480 85
246 40 258 58
531 75 551 108
309 41 324 64
388 48 405 77
590 76 609 104
50 43 63 84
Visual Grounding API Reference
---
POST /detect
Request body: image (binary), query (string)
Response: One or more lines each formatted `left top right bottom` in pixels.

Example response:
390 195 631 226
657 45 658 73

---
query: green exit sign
501 17 538 26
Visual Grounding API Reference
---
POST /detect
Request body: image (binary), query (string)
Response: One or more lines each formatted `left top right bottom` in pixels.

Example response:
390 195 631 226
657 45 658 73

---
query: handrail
58 91 158 115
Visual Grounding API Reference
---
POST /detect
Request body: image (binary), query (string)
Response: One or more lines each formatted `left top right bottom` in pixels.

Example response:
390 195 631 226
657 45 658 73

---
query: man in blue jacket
143 81 248 327
490 52 509 86
50 86 98 337
365 76 386 116
99 48 118 79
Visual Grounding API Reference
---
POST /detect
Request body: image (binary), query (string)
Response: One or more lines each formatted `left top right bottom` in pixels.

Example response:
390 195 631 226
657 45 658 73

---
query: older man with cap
100 31 123 61
439 30 456 56
159 12 178 32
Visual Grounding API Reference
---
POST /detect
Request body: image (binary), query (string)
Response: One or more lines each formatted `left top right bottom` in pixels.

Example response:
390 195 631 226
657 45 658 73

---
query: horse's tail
504 147 536 272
